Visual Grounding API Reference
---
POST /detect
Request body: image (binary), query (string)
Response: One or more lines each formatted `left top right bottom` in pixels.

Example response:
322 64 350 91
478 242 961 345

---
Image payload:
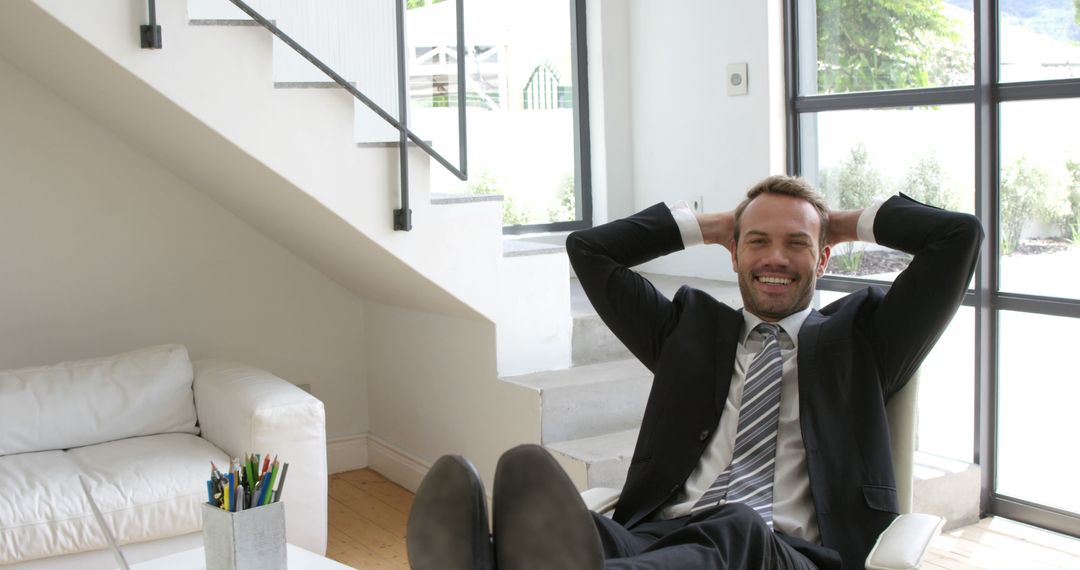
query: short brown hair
733 175 829 247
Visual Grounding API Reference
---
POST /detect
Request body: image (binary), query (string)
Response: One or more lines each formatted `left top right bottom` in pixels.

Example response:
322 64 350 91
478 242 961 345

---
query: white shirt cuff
856 197 888 244
670 201 704 248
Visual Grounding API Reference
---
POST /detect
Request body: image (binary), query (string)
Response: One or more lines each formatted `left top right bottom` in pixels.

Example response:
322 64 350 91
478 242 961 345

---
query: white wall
587 0 635 225
596 0 786 281
0 54 369 441
365 302 541 491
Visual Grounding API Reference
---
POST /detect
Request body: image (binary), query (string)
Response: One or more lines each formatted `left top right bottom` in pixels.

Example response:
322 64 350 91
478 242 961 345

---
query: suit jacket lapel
714 307 744 416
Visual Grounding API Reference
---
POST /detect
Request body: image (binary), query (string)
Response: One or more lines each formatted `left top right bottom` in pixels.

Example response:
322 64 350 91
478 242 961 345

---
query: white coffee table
130 543 353 569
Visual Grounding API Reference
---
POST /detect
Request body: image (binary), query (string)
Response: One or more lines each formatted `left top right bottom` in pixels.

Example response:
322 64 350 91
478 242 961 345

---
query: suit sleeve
565 204 687 371
869 194 984 397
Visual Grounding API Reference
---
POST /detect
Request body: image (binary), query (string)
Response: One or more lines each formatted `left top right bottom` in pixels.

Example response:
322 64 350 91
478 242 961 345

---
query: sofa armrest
192 359 328 556
865 513 945 570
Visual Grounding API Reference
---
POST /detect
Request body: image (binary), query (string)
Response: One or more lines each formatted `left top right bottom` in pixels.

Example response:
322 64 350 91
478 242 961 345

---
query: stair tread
547 428 638 463
503 239 565 257
430 192 502 204
504 358 649 391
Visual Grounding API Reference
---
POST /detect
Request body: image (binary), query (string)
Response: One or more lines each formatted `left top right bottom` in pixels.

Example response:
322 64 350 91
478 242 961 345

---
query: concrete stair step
547 428 637 491
570 273 742 366
502 239 565 258
503 359 652 444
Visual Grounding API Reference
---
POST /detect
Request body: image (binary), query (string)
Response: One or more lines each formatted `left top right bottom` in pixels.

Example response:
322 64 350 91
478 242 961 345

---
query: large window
407 0 591 233
787 0 1080 538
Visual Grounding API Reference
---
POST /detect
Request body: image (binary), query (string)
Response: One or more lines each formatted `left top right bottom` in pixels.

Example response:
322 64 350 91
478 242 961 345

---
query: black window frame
501 0 592 235
784 0 1080 539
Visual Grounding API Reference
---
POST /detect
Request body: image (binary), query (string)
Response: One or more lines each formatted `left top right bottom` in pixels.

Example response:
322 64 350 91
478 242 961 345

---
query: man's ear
816 244 831 277
729 239 739 272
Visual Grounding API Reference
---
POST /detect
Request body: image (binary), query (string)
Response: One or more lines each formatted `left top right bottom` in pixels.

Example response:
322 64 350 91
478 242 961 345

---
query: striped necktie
691 323 784 526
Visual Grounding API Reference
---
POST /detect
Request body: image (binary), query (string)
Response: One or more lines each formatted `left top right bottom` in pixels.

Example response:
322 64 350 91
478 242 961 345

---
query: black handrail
141 0 162 48
224 0 469 231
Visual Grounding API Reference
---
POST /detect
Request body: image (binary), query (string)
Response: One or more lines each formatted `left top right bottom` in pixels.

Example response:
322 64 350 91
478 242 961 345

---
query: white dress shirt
653 199 885 542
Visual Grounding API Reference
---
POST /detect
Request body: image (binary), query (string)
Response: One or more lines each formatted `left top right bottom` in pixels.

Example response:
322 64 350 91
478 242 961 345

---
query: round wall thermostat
726 63 748 95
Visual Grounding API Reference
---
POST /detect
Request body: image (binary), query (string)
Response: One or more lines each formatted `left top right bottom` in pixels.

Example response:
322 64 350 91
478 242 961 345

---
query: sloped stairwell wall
0 0 561 492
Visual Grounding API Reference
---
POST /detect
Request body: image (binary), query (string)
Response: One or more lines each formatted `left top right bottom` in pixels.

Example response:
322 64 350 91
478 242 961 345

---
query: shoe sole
407 455 494 570
494 444 603 570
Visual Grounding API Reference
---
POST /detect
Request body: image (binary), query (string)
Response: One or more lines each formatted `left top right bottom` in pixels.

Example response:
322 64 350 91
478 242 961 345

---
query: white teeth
758 276 791 285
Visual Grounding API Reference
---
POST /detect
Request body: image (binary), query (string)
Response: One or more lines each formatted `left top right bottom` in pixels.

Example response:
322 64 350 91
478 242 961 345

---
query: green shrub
466 170 533 226
832 242 864 274
1065 160 1080 246
820 143 889 211
902 153 959 210
547 172 577 223
999 157 1049 255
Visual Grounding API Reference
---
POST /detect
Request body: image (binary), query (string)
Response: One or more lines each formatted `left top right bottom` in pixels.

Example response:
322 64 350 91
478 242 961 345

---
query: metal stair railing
141 0 468 231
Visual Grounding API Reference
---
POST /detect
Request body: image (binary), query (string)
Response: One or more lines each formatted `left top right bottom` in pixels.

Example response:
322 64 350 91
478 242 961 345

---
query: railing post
141 0 162 49
224 0 469 231
393 0 412 231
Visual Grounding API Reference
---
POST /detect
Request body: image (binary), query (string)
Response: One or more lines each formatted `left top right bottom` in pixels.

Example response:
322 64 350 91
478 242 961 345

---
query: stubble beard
737 270 817 322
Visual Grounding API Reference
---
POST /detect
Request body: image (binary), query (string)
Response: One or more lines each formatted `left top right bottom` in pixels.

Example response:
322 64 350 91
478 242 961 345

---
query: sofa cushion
0 344 198 455
0 433 229 564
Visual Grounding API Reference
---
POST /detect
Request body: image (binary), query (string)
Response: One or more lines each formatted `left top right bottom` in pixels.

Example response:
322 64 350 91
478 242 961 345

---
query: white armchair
581 372 943 570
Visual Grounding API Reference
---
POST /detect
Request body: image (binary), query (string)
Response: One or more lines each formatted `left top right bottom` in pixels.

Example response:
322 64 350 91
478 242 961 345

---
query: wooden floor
326 468 1080 569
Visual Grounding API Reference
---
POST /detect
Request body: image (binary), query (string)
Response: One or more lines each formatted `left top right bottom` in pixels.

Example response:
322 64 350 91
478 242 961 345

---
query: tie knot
754 323 780 340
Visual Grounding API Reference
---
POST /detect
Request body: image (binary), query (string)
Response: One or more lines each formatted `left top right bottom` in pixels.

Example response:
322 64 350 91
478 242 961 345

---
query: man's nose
762 245 789 266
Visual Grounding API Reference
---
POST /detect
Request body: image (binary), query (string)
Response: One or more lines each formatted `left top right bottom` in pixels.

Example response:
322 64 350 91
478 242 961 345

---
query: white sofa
0 344 328 568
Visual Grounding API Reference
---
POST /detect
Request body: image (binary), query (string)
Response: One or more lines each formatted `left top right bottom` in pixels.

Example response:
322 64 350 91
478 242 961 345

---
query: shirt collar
739 306 813 348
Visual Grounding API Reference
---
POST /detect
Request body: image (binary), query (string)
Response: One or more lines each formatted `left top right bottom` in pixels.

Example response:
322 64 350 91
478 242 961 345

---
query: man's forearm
696 212 735 246
696 208 866 248
827 209 863 246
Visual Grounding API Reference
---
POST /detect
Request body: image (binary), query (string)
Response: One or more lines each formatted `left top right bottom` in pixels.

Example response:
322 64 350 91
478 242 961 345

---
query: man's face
730 194 831 322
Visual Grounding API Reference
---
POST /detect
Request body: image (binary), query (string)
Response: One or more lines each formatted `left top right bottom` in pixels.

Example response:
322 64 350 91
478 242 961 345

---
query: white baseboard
325 433 436 495
366 435 431 493
326 434 369 474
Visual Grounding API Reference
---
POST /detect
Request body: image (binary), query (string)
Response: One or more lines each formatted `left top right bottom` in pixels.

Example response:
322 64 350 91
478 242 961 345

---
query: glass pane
999 0 1080 83
817 291 974 463
998 99 1080 300
800 105 975 280
415 0 581 226
798 0 974 95
997 311 1080 514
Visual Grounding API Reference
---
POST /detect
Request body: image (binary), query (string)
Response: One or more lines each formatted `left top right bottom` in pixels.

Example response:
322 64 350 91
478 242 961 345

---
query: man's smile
755 275 792 285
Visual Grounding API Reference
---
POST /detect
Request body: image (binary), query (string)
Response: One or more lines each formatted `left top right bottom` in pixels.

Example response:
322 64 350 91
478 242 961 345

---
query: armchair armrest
581 487 621 515
865 513 945 570
192 359 328 555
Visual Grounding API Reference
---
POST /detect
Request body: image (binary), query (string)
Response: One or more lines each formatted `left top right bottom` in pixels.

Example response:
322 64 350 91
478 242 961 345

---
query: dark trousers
591 503 840 570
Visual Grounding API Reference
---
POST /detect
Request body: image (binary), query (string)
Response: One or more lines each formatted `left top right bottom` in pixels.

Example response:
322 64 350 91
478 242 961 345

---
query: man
406 176 983 570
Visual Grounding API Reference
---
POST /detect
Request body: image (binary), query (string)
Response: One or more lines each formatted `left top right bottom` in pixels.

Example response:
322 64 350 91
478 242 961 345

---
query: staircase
0 0 749 495
507 273 742 491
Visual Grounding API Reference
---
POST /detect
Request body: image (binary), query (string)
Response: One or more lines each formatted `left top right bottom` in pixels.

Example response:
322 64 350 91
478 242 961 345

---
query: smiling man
406 176 982 570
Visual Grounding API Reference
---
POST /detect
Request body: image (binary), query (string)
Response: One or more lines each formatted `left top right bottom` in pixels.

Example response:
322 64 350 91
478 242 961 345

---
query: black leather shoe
493 444 603 570
407 455 495 570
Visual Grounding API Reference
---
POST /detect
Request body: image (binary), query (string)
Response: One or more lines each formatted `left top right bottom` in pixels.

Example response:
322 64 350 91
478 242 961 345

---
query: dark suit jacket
566 195 982 569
